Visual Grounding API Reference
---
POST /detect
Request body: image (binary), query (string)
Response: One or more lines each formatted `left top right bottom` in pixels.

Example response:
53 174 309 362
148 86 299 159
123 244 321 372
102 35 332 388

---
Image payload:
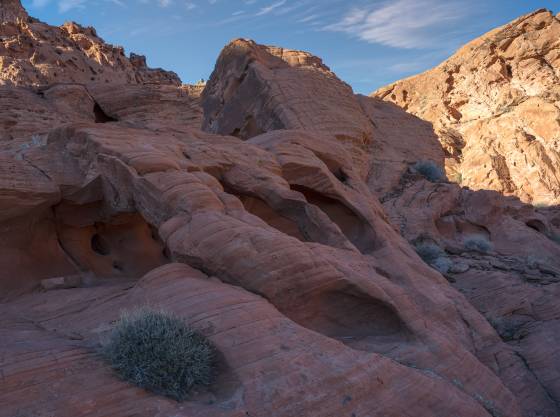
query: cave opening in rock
220 182 306 241
91 233 111 256
290 184 378 253
240 195 305 241
526 219 546 234
93 102 117 123
286 285 413 354
55 204 169 283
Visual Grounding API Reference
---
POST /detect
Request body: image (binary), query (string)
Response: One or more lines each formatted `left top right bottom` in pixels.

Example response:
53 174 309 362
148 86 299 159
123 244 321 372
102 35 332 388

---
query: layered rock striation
0 3 559 417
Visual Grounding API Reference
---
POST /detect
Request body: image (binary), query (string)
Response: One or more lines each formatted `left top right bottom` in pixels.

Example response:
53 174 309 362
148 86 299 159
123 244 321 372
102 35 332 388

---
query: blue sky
21 0 558 94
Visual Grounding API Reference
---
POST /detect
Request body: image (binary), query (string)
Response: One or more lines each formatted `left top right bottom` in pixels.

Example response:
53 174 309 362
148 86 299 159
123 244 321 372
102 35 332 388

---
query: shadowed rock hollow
1 2 559 417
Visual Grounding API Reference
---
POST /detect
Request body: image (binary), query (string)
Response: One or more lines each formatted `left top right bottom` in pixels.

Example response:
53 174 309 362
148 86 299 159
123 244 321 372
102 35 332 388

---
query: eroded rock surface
373 9 560 206
0 0 27 23
1 2 559 417
0 13 180 87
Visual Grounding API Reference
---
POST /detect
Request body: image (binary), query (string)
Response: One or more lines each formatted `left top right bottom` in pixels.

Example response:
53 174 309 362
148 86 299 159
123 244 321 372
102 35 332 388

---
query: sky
21 0 558 94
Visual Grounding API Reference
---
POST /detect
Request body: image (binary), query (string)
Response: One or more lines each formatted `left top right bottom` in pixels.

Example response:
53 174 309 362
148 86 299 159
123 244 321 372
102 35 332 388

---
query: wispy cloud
256 0 287 16
32 0 125 11
138 0 176 7
58 0 87 12
298 14 319 23
326 0 472 49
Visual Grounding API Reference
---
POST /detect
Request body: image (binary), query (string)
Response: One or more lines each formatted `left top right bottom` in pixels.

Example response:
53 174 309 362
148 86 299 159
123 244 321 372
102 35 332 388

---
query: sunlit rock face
0 3 559 417
373 9 560 206
0 2 180 87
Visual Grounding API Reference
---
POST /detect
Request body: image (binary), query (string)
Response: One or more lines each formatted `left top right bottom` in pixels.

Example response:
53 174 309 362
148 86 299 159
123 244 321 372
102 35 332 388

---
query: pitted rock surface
1 3 559 417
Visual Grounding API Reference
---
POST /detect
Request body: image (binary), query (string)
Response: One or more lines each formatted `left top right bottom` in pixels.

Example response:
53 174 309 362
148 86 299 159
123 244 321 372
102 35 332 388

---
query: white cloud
58 0 86 12
137 0 173 6
299 14 319 23
255 0 286 16
326 0 471 49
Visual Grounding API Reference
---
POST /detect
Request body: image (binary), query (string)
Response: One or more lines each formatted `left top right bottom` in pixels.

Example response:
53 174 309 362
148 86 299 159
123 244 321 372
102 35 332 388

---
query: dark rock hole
91 234 111 256
526 219 546 233
93 102 117 123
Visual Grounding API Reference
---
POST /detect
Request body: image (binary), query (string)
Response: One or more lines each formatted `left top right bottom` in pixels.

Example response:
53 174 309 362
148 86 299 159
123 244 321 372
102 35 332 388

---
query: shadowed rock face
373 9 560 206
1 4 559 417
0 0 28 23
202 39 375 177
202 39 372 141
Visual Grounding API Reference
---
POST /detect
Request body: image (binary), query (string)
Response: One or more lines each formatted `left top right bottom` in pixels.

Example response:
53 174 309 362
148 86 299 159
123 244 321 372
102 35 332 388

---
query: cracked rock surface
1 3 559 417
373 9 560 206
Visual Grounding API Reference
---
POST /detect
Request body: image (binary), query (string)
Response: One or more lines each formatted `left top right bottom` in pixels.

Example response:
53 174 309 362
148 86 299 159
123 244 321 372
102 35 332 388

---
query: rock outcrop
202 39 374 175
0 14 180 87
0 3 559 417
373 9 560 206
0 0 28 23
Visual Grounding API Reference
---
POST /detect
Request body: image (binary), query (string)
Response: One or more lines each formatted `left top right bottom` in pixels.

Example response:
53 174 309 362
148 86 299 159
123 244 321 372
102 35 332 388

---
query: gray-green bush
102 308 215 401
413 160 445 182
414 241 444 264
414 241 454 274
432 256 453 274
549 232 560 245
464 235 493 253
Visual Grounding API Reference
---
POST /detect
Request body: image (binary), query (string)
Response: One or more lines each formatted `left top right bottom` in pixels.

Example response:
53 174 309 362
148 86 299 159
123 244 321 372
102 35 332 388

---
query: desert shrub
488 316 520 342
414 241 444 264
102 308 215 401
464 235 493 253
432 256 453 274
413 160 445 182
414 241 454 274
549 232 560 245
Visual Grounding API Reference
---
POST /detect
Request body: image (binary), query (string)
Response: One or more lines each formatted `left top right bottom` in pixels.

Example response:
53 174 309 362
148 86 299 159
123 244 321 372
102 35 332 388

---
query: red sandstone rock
0 0 27 23
0 11 180 87
202 39 374 176
0 2 558 417
373 9 560 206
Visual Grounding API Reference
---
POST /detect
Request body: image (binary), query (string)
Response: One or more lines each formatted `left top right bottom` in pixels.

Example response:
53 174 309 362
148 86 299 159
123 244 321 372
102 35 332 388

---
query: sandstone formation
0 0 27 23
1 2 559 417
373 9 560 206
0 13 180 87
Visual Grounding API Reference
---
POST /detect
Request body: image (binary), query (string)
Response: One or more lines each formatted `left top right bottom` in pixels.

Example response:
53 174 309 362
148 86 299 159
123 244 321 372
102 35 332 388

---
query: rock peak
0 0 28 23
372 7 560 206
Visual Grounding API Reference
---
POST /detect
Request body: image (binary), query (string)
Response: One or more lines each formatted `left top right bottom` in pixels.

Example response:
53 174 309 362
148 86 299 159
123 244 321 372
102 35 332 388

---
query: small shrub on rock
414 241 454 275
464 235 493 253
549 232 560 245
102 308 215 401
413 160 446 182
488 316 521 342
414 241 444 264
432 256 453 274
